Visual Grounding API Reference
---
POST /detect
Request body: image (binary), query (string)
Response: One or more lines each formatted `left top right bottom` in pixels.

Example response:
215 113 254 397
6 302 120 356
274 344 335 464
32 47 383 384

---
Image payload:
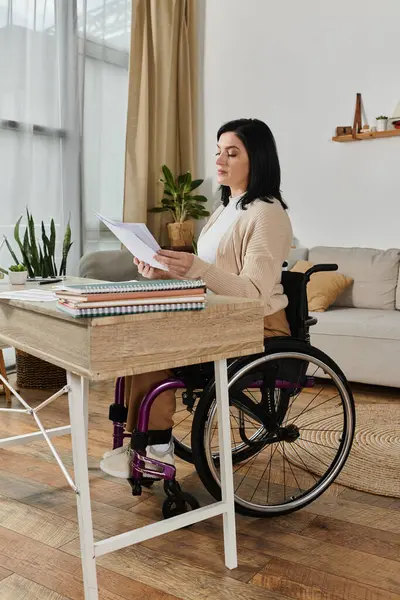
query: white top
197 195 243 264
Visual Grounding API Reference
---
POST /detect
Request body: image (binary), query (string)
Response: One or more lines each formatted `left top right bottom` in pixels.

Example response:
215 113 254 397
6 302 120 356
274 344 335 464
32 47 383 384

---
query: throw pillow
290 260 353 312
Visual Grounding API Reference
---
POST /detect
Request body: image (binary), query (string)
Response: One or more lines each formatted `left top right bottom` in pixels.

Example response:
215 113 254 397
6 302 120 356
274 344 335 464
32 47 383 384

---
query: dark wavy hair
217 118 287 210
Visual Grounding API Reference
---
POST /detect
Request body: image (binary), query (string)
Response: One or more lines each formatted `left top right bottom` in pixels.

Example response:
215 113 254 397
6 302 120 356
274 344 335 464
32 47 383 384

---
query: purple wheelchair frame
113 376 186 483
112 371 315 486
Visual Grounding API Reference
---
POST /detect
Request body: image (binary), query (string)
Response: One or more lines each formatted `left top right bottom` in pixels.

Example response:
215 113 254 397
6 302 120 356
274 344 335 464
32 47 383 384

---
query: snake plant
1 210 73 278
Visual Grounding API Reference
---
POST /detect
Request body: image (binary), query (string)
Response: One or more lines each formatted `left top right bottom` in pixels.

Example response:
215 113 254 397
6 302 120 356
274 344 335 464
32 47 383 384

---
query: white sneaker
102 445 126 460
143 441 175 479
100 444 131 478
146 440 175 468
100 441 175 479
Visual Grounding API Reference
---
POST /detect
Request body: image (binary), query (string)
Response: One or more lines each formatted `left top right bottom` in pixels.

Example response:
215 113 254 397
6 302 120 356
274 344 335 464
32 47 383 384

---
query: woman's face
216 132 250 193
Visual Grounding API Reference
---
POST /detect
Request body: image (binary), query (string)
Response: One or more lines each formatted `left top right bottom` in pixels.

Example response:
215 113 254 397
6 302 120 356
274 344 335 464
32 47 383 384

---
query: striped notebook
57 301 206 318
60 279 205 295
59 295 206 309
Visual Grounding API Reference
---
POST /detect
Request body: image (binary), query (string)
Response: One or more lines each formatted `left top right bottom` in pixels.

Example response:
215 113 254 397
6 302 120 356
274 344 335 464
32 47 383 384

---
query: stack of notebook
55 279 207 318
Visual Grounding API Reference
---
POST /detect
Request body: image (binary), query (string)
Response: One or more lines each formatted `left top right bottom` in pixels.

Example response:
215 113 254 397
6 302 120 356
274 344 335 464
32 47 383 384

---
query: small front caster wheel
162 492 200 519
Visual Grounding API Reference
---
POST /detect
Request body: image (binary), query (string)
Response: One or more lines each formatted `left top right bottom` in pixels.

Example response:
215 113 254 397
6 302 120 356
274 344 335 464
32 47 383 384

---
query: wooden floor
0 378 400 600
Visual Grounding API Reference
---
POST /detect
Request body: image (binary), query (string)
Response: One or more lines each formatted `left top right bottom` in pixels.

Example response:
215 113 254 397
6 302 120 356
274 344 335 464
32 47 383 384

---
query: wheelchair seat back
281 270 308 340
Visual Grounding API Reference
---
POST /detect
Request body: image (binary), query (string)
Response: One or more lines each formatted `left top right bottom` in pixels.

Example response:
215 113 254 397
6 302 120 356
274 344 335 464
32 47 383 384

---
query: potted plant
376 115 388 132
8 264 28 285
1 209 72 279
149 165 210 248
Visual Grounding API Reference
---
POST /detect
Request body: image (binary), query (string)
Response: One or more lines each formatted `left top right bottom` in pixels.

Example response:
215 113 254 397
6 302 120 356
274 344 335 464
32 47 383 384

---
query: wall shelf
332 129 400 142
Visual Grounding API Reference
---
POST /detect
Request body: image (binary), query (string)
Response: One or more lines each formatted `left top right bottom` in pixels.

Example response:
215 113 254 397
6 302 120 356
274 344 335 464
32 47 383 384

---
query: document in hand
95 213 168 271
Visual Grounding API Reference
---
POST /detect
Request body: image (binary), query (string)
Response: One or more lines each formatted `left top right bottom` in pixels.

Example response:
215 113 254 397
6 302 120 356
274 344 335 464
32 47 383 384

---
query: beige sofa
288 246 400 387
80 245 400 387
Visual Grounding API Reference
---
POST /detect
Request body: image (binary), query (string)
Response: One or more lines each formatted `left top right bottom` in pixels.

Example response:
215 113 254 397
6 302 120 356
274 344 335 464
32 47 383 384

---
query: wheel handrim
204 352 354 514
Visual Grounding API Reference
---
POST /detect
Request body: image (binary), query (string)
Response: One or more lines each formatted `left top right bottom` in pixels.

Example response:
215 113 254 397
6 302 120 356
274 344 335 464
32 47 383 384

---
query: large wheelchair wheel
191 341 355 517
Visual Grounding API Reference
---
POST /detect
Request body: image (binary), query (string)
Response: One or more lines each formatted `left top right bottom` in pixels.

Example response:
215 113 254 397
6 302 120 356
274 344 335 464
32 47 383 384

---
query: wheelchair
108 264 356 519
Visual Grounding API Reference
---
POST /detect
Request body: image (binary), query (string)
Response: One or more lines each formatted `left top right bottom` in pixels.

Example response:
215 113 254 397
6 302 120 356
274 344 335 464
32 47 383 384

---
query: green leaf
50 219 56 254
27 209 40 275
39 246 49 278
161 165 176 191
0 266 8 275
41 222 55 277
18 228 34 278
190 179 203 191
183 171 192 193
13 216 34 276
161 198 175 207
4 236 20 266
50 219 57 274
148 207 169 213
13 216 24 250
177 173 187 188
187 195 208 203
59 242 73 276
59 221 72 276
22 228 33 276
177 172 191 194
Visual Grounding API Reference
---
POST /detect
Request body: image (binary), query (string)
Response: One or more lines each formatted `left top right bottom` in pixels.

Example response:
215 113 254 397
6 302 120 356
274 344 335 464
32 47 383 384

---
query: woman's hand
154 250 194 278
133 257 167 280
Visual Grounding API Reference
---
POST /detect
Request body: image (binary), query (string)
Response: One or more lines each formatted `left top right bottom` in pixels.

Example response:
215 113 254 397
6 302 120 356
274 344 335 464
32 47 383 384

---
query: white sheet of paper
0 289 57 302
96 213 167 271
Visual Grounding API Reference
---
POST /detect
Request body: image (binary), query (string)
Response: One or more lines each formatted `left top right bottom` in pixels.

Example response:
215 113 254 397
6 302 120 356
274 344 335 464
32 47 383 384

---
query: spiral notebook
57 301 206 318
59 295 206 309
60 279 205 296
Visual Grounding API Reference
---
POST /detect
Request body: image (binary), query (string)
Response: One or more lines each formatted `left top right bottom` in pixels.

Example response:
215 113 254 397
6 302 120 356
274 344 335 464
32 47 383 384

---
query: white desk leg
67 373 98 599
214 359 238 569
83 379 89 452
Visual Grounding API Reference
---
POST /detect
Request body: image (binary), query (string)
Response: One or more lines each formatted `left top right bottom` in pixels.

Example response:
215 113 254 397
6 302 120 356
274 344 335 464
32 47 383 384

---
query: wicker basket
16 350 67 390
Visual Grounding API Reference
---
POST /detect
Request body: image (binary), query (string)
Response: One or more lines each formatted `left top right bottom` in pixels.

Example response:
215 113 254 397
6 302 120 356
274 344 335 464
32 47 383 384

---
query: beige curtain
123 0 197 243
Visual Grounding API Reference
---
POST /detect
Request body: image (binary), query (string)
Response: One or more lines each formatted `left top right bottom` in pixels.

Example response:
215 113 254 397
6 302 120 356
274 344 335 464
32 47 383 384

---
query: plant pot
8 270 28 285
167 221 195 248
376 118 388 132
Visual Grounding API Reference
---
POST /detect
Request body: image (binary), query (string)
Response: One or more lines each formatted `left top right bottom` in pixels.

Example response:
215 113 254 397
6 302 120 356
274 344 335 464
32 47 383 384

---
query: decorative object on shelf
333 93 400 142
335 126 352 137
390 100 400 129
1 210 72 278
8 264 28 285
376 115 388 132
149 165 210 249
352 92 363 139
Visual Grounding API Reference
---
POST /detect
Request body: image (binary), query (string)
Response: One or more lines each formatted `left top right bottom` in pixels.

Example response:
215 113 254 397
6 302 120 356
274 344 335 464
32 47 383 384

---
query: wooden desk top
0 278 264 380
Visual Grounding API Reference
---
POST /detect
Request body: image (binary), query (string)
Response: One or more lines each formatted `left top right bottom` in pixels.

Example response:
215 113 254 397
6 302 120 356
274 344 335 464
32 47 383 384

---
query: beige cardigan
187 198 293 316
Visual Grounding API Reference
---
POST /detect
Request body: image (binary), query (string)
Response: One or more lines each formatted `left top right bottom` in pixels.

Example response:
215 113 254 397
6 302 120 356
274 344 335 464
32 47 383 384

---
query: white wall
199 0 400 249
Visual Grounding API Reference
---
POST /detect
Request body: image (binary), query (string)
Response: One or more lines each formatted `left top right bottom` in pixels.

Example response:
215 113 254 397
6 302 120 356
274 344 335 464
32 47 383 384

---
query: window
0 0 132 273
77 0 131 254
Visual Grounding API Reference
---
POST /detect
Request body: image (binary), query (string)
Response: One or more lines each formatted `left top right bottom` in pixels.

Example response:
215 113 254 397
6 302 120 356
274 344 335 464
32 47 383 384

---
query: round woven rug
283 403 400 498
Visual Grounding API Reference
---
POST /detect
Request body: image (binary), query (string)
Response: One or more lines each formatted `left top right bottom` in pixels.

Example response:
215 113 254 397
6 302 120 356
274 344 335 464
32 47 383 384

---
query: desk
0 279 264 600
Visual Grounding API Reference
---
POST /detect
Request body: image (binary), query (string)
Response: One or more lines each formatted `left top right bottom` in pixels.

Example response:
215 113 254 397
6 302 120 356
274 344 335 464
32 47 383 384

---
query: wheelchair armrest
305 316 318 327
304 263 338 284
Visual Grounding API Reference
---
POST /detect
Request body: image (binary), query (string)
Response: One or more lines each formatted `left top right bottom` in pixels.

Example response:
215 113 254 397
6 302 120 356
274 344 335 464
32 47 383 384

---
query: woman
100 118 293 478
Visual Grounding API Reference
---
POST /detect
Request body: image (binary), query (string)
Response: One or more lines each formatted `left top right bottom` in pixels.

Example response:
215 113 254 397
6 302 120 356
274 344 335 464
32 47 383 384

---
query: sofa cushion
79 250 140 282
396 277 400 311
290 260 353 312
311 307 400 341
309 246 400 310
